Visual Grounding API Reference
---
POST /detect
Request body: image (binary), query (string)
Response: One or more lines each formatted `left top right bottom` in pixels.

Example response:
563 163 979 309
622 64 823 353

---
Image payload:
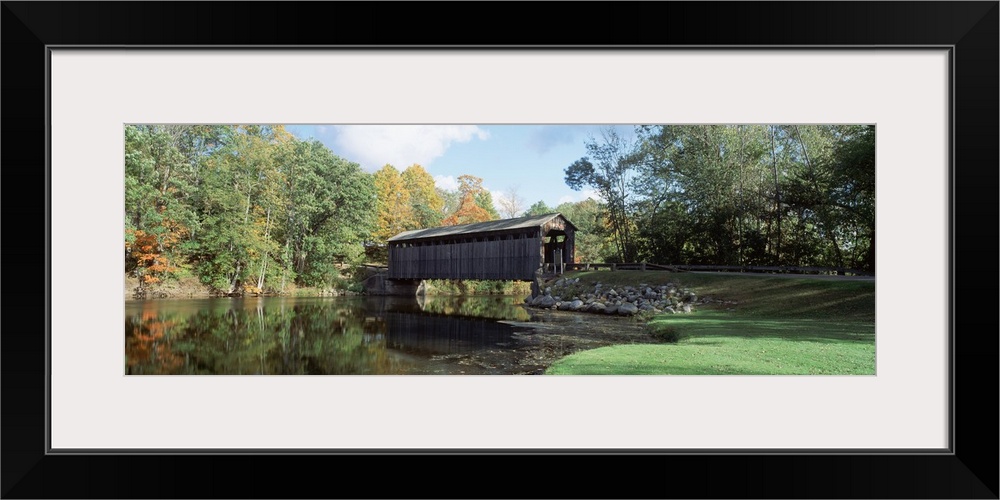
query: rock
664 306 676 314
618 303 639 316
681 304 692 313
683 293 697 303
557 301 572 311
536 295 556 308
604 305 619 315
524 295 532 304
555 278 566 287
545 287 552 295
639 304 654 311
588 303 607 313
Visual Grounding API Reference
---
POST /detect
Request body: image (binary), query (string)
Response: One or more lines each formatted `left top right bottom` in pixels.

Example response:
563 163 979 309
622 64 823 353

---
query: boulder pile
524 276 732 316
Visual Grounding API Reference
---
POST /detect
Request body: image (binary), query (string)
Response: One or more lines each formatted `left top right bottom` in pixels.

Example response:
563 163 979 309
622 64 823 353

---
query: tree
523 200 553 217
371 164 416 261
457 174 484 196
555 199 613 263
125 124 383 295
125 125 198 287
828 125 875 271
441 193 493 226
564 127 642 262
631 124 874 271
437 187 462 217
474 190 500 220
496 185 526 218
189 125 288 294
450 174 499 221
402 164 444 228
280 140 376 287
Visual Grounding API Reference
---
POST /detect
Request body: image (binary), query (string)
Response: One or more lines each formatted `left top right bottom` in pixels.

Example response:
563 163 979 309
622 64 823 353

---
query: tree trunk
227 262 242 295
770 125 782 264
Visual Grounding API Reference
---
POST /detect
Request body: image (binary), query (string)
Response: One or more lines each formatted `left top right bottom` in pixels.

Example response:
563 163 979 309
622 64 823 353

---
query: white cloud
434 175 459 191
331 125 489 172
580 189 602 202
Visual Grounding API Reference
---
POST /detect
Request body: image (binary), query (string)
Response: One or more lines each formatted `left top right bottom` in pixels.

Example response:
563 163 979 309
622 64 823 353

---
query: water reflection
125 295 533 375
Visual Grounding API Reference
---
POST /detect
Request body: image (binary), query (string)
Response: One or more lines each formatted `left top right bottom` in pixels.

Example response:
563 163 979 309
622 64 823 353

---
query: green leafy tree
474 190 500 220
523 200 553 217
279 140 376 287
564 127 642 262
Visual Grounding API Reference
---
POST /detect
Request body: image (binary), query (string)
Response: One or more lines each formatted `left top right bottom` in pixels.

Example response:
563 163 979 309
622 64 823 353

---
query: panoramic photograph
124 124 876 375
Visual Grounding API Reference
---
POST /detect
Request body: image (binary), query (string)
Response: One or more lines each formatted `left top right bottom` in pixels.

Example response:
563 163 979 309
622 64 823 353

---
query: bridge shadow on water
373 295 534 356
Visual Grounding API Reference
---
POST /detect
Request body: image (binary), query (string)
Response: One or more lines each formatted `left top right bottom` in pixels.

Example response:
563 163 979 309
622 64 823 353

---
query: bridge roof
388 213 576 242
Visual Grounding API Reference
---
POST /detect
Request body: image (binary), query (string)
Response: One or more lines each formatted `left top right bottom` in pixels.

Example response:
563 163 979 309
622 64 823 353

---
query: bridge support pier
362 274 423 296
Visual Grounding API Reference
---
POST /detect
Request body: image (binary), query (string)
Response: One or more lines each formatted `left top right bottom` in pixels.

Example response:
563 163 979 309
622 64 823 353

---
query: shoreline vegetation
125 272 531 300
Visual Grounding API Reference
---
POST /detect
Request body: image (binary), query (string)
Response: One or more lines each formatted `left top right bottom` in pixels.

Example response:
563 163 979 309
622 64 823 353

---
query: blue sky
285 124 636 213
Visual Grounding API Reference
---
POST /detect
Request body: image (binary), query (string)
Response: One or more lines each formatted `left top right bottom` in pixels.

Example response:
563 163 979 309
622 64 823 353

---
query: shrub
647 323 684 343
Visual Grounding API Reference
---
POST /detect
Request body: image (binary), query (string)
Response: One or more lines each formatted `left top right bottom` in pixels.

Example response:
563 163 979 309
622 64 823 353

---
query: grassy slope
545 271 876 375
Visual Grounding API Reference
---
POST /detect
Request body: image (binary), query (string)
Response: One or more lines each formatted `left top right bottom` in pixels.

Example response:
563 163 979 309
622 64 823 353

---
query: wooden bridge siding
387 234 541 281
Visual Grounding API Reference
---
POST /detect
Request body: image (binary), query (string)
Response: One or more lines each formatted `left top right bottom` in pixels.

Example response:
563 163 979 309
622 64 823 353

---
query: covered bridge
387 213 577 281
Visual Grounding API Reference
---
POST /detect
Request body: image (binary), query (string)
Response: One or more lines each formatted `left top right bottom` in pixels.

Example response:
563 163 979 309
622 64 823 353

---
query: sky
284 124 637 213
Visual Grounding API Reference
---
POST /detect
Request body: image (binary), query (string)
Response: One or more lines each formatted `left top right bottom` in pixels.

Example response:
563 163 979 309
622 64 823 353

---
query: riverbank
529 270 876 375
127 274 533 301
125 275 358 300
440 307 660 374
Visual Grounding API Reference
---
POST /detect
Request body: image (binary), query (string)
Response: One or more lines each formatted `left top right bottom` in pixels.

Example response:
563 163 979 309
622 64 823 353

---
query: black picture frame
3 2 996 498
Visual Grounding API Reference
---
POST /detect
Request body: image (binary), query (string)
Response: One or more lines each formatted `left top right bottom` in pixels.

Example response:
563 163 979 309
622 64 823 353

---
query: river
125 295 652 375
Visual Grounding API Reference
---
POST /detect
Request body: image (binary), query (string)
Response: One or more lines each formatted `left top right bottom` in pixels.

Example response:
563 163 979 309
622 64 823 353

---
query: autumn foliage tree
440 174 498 226
401 164 444 228
126 226 186 286
441 192 493 226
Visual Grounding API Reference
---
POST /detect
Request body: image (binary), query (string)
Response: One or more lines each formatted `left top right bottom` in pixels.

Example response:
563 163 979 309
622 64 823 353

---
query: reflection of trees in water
125 310 184 374
125 296 531 375
417 295 531 321
125 301 405 375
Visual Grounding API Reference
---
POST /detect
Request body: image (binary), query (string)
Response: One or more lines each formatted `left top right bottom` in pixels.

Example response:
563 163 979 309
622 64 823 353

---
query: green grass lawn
545 271 875 375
